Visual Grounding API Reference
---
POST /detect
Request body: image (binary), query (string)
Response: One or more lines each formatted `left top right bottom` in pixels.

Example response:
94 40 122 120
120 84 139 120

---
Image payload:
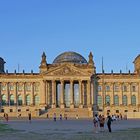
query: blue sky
0 0 140 73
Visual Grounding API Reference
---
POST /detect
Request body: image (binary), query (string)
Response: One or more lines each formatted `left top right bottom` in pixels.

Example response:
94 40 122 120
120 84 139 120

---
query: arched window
122 95 127 106
18 95 22 106
35 95 40 105
131 95 136 106
105 95 110 105
26 95 30 105
2 94 6 105
114 95 119 106
97 96 102 106
10 94 14 105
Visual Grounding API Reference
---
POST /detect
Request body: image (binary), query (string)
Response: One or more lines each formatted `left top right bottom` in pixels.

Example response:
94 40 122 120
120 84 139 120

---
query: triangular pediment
45 64 91 76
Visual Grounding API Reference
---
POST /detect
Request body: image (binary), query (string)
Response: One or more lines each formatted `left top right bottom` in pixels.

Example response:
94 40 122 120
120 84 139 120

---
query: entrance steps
40 108 93 119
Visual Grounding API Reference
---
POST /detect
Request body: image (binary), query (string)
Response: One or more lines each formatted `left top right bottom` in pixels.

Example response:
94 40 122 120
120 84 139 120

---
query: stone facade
0 51 140 118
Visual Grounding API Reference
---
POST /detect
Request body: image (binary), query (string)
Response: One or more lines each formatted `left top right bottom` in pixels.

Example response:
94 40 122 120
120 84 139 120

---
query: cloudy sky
0 0 140 73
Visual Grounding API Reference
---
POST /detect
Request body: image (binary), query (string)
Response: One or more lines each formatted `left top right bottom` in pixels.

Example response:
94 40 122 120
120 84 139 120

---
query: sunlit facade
0 52 140 118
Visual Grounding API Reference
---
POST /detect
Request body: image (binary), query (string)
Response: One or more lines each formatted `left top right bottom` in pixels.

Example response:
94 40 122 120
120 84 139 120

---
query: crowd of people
93 113 127 133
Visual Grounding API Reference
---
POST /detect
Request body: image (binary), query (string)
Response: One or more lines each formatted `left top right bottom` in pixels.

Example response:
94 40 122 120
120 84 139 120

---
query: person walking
107 115 112 132
93 114 99 133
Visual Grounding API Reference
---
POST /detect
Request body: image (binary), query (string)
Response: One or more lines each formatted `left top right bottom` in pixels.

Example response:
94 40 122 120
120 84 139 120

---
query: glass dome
53 51 87 64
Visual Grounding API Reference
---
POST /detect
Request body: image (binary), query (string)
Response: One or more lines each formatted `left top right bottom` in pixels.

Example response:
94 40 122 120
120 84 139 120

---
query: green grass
0 123 15 132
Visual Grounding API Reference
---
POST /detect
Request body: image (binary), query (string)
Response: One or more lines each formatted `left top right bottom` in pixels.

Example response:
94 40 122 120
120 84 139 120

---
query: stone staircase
39 108 93 119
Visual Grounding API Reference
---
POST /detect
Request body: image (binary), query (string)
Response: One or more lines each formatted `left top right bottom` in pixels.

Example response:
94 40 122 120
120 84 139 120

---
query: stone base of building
41 108 93 118
0 106 94 118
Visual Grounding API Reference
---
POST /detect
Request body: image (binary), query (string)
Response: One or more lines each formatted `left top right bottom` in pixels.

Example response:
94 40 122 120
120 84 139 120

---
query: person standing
107 115 112 132
60 114 62 120
28 112 32 123
99 115 105 132
53 113 56 122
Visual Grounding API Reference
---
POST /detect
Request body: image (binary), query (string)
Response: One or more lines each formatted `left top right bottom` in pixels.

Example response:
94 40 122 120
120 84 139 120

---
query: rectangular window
106 86 110 92
17 85 22 91
114 85 119 92
9 85 14 91
132 86 136 92
26 85 31 91
123 85 127 92
1 85 6 91
98 86 102 92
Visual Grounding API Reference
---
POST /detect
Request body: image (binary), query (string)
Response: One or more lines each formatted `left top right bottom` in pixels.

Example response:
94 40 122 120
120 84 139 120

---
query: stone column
119 83 123 105
111 83 115 105
0 82 2 111
91 81 94 105
6 83 10 106
51 80 56 108
46 81 48 106
87 80 91 108
82 82 85 106
79 80 83 108
23 82 26 105
40 80 46 106
47 82 50 106
70 80 74 109
138 82 140 110
60 80 65 108
14 82 18 106
128 83 132 105
30 82 34 105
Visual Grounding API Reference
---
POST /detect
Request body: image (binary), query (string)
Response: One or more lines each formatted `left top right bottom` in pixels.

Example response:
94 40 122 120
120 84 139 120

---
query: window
2 95 6 105
97 96 102 106
1 109 4 112
10 109 13 112
9 84 14 91
106 85 110 92
10 94 14 105
35 95 40 105
26 84 31 91
34 83 39 91
131 95 136 106
124 110 128 112
116 110 119 113
123 85 127 92
98 86 102 92
1 85 6 91
18 95 22 106
105 95 110 105
26 95 30 105
114 95 119 106
17 85 22 91
122 95 127 106
114 85 119 92
132 86 136 92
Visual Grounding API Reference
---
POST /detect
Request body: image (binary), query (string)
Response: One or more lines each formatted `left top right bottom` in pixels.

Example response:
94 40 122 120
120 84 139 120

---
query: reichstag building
0 51 140 118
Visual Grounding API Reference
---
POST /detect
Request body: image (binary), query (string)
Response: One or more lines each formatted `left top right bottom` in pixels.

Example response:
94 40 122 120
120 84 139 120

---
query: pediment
45 64 91 76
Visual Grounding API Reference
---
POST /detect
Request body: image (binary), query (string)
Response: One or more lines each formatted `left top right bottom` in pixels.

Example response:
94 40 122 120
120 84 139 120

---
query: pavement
1 118 140 134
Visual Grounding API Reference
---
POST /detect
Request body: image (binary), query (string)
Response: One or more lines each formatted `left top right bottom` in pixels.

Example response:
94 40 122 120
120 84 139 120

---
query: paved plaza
0 118 140 140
